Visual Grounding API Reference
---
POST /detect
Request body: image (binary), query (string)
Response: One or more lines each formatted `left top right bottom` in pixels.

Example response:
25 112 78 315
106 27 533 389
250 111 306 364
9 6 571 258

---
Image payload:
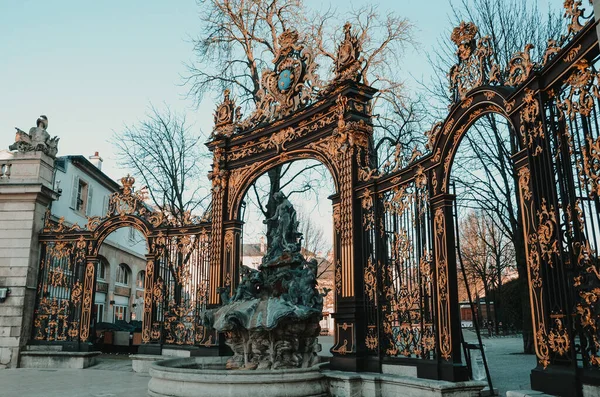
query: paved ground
0 364 150 397
463 330 538 396
0 335 537 397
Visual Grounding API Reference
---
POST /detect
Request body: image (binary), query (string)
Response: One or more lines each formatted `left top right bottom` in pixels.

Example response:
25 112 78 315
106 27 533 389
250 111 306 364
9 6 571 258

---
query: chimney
89 151 103 170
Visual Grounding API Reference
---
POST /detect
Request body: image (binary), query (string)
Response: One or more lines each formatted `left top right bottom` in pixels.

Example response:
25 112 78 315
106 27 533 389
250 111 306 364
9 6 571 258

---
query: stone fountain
148 192 330 397
147 191 486 397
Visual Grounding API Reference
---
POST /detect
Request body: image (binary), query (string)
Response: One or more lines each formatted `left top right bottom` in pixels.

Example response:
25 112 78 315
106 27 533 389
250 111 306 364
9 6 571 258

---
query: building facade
50 154 147 326
0 145 147 368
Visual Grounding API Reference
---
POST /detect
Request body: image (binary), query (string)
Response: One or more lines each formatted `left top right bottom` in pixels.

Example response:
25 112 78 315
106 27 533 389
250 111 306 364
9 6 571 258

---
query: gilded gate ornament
332 23 364 84
213 89 240 137
520 89 544 155
448 22 501 101
506 43 535 86
557 60 600 120
582 135 600 197
563 0 591 40
238 30 320 130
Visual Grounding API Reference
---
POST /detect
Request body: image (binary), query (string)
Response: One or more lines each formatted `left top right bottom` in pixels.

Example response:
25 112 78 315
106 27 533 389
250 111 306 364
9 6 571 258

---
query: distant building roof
58 155 121 191
243 243 264 257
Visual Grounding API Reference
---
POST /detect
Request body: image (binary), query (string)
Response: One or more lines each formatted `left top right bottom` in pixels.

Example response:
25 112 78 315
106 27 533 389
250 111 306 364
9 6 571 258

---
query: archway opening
449 112 533 393
239 158 336 336
93 226 148 353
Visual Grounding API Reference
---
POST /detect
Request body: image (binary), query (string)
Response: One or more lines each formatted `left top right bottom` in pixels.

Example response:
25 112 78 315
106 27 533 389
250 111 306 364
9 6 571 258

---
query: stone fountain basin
148 356 328 397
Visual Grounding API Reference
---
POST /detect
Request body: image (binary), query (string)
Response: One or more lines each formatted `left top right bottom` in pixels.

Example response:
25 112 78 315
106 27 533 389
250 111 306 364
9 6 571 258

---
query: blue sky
1 0 565 179
1 0 567 244
0 0 471 178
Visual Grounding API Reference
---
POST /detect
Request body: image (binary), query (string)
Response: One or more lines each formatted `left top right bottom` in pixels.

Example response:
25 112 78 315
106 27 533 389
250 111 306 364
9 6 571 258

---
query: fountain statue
203 191 329 370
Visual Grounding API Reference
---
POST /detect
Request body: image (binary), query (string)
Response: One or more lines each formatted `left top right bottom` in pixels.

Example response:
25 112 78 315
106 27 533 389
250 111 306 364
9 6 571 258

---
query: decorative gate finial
448 21 501 101
333 22 364 83
120 174 135 195
213 89 240 137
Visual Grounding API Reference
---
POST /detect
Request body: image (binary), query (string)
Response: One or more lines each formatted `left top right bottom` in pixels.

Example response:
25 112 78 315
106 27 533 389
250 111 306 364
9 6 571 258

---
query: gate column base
330 355 380 373
530 366 579 397
437 361 469 382
139 343 162 355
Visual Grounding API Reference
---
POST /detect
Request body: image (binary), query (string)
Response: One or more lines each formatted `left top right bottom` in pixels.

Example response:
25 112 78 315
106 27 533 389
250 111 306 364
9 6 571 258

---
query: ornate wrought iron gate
203 2 600 394
32 176 214 351
30 2 600 395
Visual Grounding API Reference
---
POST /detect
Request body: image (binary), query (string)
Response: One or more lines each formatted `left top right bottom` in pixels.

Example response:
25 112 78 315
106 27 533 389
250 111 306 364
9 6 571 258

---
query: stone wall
0 151 56 368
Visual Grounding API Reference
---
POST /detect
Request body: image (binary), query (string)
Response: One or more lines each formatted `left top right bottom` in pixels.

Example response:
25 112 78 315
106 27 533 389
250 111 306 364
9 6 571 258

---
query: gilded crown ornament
120 174 135 195
448 21 500 101
450 22 478 55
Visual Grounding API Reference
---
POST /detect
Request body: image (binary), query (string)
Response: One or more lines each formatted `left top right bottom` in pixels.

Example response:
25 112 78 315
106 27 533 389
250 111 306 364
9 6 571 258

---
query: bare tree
296 209 334 280
113 105 211 224
429 0 564 353
459 210 515 331
185 0 419 229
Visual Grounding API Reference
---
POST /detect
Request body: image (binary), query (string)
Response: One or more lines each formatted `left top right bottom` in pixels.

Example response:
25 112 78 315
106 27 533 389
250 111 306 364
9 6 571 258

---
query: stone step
19 351 101 369
23 345 62 352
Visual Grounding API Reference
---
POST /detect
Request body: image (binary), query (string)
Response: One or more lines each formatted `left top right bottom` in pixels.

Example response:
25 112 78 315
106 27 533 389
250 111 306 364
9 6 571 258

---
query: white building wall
51 158 146 255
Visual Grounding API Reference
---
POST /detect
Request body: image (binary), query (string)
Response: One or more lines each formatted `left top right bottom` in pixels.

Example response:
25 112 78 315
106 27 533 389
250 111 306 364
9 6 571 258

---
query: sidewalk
0 367 150 397
0 334 536 397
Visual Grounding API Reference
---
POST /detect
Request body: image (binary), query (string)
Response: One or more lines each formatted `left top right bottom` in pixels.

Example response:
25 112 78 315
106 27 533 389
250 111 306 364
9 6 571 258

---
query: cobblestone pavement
0 336 536 397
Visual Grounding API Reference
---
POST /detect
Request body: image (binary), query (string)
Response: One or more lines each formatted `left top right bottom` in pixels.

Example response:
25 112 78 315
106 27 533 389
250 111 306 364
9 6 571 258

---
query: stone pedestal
19 351 100 369
0 151 57 369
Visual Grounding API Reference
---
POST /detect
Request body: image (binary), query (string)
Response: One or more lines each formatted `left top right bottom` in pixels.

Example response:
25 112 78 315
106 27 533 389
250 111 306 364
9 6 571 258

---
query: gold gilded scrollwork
506 43 535 86
433 207 452 360
364 258 376 302
365 325 378 351
535 199 560 268
448 22 501 100
563 0 590 40
361 190 374 231
520 89 544 155
548 315 571 356
79 262 95 342
335 260 342 295
557 60 600 120
518 166 552 368
581 135 600 198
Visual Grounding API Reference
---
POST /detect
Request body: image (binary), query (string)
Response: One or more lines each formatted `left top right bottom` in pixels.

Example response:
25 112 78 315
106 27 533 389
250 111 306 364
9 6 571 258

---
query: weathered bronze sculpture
204 192 328 370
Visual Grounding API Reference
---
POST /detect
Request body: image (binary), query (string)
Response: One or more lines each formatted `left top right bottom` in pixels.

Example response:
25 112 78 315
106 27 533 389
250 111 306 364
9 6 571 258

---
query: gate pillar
222 220 243 295
139 252 161 354
329 100 379 372
430 194 469 381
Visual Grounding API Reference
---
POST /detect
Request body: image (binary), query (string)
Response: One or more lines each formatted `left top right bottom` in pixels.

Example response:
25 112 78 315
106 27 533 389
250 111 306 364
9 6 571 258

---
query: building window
116 263 130 285
94 303 105 323
114 305 127 322
137 271 146 289
70 175 93 216
76 180 88 213
96 262 106 281
128 227 139 243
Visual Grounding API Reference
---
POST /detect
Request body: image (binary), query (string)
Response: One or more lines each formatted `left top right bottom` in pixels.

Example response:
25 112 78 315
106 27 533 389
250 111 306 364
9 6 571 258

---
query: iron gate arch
32 175 213 351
